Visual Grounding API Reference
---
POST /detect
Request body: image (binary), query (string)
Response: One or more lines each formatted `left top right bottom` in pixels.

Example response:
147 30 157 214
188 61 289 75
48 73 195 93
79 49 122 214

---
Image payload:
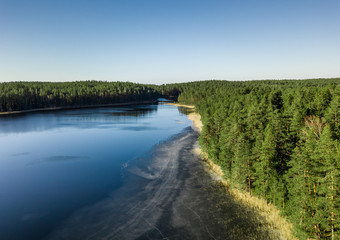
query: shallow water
0 104 191 240
45 128 276 240
0 104 277 240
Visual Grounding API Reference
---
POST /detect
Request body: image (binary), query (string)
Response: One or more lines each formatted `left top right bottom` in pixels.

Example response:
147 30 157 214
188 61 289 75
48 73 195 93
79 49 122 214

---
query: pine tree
324 85 340 140
312 126 339 239
231 132 253 191
253 123 277 201
286 127 317 239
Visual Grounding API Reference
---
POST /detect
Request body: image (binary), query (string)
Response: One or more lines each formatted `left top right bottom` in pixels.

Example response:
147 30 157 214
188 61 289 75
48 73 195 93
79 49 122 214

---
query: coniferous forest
1 78 339 239
174 78 340 240
0 81 160 112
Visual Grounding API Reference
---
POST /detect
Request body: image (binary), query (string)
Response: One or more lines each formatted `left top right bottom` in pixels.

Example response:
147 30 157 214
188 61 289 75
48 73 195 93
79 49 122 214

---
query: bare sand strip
170 103 297 240
166 103 202 132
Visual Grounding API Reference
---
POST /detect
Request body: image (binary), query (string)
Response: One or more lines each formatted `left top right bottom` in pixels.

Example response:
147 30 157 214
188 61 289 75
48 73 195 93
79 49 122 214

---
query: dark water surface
0 104 277 240
0 104 191 240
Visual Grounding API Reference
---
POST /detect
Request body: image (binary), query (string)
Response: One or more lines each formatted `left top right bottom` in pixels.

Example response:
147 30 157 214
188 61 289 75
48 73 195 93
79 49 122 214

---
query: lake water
0 104 192 240
0 103 278 240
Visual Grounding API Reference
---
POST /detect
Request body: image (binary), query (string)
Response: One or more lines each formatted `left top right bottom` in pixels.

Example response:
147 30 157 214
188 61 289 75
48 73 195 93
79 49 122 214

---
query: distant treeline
174 78 340 239
0 81 162 112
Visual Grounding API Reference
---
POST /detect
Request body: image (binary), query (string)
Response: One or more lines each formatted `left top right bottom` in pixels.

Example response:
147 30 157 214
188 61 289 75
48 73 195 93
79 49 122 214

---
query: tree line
175 78 339 239
0 81 161 112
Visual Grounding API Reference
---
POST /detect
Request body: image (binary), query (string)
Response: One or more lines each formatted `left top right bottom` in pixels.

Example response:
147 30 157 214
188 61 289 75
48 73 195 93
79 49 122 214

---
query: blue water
0 104 191 240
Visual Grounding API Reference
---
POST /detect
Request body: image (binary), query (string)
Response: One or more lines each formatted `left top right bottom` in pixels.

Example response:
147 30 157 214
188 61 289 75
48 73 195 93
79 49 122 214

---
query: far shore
0 100 158 116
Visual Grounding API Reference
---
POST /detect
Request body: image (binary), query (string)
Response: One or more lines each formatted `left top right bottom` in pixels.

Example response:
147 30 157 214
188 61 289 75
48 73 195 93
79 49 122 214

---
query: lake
0 103 276 240
0 103 191 240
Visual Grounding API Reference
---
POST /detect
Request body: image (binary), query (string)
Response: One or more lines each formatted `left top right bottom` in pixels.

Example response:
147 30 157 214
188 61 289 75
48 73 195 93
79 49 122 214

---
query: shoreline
166 103 202 132
170 102 296 240
0 100 157 116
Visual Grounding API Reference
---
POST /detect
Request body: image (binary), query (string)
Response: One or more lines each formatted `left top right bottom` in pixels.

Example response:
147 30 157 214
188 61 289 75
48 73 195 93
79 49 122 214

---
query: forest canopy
174 78 340 240
0 81 160 112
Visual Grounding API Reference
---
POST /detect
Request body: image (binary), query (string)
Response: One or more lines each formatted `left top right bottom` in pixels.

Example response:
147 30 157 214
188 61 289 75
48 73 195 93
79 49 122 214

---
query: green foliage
0 81 161 112
175 78 340 239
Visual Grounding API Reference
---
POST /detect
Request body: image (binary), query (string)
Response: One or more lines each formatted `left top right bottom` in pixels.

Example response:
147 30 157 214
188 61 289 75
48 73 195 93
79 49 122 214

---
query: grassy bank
171 103 297 240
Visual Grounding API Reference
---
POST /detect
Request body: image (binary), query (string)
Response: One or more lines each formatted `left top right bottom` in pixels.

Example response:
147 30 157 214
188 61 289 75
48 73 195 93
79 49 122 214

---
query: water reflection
0 104 192 240
0 105 157 134
177 106 194 115
11 152 32 157
28 155 90 166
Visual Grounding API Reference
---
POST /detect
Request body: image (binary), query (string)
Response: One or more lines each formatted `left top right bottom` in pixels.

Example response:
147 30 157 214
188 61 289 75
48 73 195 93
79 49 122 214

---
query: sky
0 0 339 84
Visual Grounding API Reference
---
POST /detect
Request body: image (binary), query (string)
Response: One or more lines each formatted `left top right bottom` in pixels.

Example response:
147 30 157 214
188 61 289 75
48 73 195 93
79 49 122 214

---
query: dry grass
227 187 296 240
187 112 203 132
166 103 195 109
201 154 297 240
173 102 297 240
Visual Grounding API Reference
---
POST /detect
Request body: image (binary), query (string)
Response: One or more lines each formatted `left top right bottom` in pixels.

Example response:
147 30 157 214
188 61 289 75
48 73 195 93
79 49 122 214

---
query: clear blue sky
1 0 339 84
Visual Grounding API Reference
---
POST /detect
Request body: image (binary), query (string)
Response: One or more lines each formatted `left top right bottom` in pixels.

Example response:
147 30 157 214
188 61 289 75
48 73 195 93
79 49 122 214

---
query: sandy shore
170 102 296 240
166 103 202 132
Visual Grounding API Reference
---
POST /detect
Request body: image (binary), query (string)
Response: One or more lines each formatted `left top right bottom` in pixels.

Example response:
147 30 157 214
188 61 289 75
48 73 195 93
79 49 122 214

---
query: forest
0 78 339 239
174 78 340 240
0 81 160 112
